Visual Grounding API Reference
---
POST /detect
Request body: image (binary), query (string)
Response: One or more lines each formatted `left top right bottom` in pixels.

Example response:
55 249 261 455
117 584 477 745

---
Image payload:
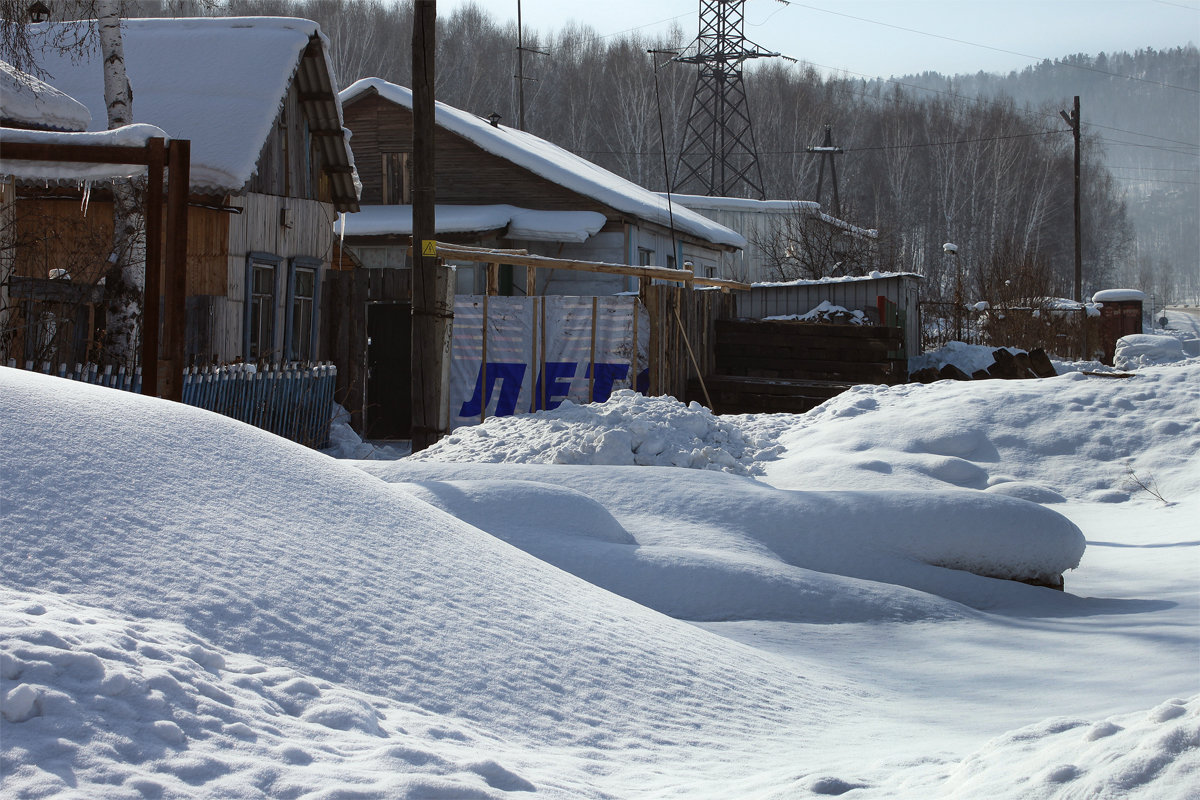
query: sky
437 0 1200 79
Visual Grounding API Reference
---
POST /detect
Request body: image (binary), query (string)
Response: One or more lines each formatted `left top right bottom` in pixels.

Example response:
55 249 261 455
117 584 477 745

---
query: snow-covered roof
666 194 820 215
667 192 879 239
339 78 746 250
29 17 357 208
338 204 607 244
1092 289 1146 303
0 124 169 181
0 60 90 131
752 270 921 288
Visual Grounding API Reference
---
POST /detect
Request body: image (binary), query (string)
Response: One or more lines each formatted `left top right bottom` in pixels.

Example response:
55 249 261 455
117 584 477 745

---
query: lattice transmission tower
673 0 777 198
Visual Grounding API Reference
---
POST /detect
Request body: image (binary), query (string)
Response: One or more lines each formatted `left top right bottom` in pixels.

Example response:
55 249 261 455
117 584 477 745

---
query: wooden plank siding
246 76 329 204
344 93 613 214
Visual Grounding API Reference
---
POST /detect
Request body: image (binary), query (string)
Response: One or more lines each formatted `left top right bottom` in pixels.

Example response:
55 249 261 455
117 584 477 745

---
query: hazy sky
436 0 1199 79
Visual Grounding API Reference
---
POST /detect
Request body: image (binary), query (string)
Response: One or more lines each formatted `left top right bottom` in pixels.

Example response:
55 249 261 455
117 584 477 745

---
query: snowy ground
2 352 1197 798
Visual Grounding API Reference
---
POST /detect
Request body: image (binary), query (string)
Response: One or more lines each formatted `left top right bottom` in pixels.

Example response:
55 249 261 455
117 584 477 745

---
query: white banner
450 296 649 429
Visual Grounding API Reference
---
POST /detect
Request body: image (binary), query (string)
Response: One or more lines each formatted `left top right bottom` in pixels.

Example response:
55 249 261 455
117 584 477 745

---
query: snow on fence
8 360 337 449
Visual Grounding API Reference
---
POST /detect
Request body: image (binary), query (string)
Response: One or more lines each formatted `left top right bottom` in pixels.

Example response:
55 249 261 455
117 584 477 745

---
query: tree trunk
98 0 143 367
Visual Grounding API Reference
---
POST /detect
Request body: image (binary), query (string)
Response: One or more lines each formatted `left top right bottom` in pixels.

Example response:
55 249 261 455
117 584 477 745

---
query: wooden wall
247 79 324 203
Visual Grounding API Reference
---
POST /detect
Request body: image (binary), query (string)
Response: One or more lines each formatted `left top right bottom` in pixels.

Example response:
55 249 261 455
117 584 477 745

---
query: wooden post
631 295 639 393
486 262 500 296
589 296 597 401
411 0 448 451
539 294 547 410
163 138 189 402
141 137 165 396
480 292 488 423
527 265 537 296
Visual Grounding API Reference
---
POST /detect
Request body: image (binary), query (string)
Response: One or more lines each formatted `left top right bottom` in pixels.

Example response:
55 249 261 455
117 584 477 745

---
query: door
366 303 412 439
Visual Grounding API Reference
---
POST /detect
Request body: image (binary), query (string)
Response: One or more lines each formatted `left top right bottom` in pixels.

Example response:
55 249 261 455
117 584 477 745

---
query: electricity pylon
673 0 777 198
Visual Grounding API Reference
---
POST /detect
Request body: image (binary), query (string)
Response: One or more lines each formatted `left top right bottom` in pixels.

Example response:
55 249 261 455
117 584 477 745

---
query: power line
571 128 1065 157
1085 122 1199 149
762 0 1200 93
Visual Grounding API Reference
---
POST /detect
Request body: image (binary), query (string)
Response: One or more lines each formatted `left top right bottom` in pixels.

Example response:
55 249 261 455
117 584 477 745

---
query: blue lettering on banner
460 361 644 419
586 363 629 403
531 362 576 411
459 362 527 417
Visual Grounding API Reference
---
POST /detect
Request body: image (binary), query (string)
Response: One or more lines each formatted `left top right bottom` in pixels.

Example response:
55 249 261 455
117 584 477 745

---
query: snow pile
764 364 1200 504
3 360 1198 798
938 696 1200 800
1114 334 1188 370
409 389 784 474
765 300 870 325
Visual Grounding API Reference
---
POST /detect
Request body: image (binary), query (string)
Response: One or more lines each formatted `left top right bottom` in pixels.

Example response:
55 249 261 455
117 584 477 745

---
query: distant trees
104 2 1191 303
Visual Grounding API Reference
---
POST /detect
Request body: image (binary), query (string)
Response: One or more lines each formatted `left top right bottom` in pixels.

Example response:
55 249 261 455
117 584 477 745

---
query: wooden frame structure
2 137 190 399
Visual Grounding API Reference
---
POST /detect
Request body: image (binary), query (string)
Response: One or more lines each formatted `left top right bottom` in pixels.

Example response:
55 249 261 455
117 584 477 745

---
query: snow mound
765 363 1200 503
0 587 537 799
410 389 783 474
1114 334 1187 370
369 461 1088 616
938 696 1200 799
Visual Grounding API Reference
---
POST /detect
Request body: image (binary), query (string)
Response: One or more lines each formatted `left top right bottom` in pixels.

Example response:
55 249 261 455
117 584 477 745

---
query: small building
1093 288 1146 365
2 17 358 367
336 78 745 295
664 194 880 284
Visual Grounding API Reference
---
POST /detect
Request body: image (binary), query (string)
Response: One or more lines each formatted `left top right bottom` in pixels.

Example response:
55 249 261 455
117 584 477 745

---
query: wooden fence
642 284 738 404
8 360 337 449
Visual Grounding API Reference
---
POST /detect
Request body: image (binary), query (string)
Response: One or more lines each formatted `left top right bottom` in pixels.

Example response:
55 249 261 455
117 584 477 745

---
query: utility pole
1060 96 1082 302
411 0 448 451
515 0 547 132
806 124 844 217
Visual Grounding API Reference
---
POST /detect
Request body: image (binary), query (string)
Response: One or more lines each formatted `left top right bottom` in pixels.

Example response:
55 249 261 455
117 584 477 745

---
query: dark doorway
366 303 412 439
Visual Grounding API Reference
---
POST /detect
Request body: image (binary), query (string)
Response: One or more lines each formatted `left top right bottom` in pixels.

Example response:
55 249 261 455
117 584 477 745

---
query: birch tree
96 0 142 365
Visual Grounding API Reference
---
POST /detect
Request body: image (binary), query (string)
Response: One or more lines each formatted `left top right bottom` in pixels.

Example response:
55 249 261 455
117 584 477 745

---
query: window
638 247 654 267
381 152 411 205
286 258 322 362
245 253 283 361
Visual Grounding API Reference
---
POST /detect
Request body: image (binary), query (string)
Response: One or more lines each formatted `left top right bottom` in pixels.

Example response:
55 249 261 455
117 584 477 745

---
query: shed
736 272 922 359
1093 288 1146 365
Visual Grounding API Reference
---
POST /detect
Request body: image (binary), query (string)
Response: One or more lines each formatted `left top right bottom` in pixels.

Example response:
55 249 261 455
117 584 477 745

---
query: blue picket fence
11 359 337 449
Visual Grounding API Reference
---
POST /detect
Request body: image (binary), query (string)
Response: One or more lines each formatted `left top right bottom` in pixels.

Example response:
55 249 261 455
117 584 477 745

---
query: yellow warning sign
421 240 438 257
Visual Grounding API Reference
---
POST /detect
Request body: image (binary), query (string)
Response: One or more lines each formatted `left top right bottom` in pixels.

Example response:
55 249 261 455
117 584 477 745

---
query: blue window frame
244 252 283 362
285 257 322 363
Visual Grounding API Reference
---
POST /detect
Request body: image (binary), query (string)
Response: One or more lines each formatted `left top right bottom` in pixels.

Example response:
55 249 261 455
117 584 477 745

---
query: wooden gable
343 92 612 217
246 36 358 213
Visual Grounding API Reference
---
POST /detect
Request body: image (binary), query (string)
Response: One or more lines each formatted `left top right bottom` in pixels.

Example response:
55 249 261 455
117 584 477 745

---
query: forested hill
884 46 1198 187
868 46 1199 303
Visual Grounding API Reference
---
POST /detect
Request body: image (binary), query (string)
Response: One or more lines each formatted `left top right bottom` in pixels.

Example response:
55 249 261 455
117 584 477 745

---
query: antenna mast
673 0 777 198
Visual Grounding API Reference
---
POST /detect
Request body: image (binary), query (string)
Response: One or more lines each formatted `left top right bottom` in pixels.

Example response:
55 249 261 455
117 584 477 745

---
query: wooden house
1 17 358 367
335 78 745 296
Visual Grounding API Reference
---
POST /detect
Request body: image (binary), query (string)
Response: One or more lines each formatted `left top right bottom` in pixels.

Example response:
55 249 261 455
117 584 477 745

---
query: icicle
338 211 346 251
80 180 92 217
